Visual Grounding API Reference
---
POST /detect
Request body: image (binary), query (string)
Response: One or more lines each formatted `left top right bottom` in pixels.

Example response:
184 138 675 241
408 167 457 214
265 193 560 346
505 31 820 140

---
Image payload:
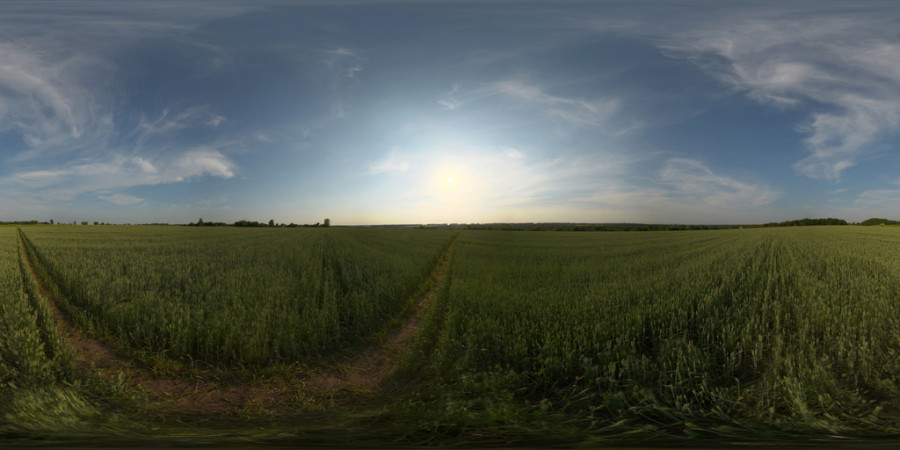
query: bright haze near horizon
2 1 900 225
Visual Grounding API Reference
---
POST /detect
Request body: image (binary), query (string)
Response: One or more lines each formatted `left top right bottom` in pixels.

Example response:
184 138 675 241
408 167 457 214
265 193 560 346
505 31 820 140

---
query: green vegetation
21 226 455 368
437 217 850 231
761 217 848 227
860 218 900 226
394 227 900 442
4 225 900 446
0 228 129 437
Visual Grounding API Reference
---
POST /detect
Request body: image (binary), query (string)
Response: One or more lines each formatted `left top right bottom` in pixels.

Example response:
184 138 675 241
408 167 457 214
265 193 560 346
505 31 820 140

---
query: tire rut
16 229 457 418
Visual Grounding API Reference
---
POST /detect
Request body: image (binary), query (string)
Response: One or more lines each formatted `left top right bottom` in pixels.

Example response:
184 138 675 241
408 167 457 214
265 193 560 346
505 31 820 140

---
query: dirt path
17 230 457 417
300 236 455 395
18 230 131 374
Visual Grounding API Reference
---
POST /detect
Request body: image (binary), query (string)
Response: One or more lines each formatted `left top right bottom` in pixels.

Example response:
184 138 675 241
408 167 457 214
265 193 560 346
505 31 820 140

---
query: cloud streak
0 42 115 160
0 3 247 162
0 2 252 214
369 151 411 174
660 158 780 208
4 148 236 201
132 106 228 151
438 80 619 128
99 193 144 206
661 7 900 181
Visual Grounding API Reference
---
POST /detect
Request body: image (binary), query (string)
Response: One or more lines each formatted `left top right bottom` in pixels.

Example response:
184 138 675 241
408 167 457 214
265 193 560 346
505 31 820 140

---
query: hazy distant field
3 225 900 445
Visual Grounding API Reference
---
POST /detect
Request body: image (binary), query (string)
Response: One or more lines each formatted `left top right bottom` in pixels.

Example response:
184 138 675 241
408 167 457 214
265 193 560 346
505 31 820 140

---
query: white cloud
323 47 365 80
172 148 235 180
369 151 411 174
207 115 226 127
437 99 458 110
504 148 524 159
359 144 642 224
437 84 463 110
3 148 236 200
492 80 619 127
0 4 246 161
133 107 227 150
660 158 780 208
854 189 900 208
824 187 900 222
0 42 115 159
99 193 144 205
437 80 619 128
134 157 157 174
290 46 366 138
355 147 781 224
661 11 900 181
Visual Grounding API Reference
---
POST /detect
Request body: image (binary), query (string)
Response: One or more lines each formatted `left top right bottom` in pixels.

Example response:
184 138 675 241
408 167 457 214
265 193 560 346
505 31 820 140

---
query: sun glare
428 163 469 198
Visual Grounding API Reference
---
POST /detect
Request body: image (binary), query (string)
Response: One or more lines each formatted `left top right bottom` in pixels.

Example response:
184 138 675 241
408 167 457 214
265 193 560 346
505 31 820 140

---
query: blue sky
2 1 900 225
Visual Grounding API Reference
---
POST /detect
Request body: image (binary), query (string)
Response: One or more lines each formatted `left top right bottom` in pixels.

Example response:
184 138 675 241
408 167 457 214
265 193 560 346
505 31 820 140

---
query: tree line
188 218 331 228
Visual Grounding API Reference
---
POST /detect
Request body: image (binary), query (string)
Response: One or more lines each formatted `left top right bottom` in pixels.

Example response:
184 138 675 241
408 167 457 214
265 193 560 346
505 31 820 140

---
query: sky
2 1 900 225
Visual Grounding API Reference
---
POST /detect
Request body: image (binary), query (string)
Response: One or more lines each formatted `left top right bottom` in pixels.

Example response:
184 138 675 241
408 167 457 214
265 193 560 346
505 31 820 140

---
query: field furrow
20 226 456 367
7 225 900 445
392 227 900 442
15 227 459 417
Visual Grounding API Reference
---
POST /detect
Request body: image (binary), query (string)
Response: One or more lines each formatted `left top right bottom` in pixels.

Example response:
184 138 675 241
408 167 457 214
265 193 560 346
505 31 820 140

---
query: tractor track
16 228 456 418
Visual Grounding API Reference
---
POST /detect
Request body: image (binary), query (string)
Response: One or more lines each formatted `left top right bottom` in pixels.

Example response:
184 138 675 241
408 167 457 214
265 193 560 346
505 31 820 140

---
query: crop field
3 225 900 446
20 226 456 367
401 227 900 442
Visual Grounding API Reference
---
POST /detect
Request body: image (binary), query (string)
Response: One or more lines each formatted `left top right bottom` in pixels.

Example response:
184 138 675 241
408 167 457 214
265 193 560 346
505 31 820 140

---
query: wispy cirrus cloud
324 47 365 79
854 189 900 209
0 42 115 160
0 3 246 162
0 3 250 212
297 46 367 137
99 193 144 206
4 148 236 202
493 80 619 127
660 8 900 181
826 188 900 222
369 151 411 174
438 79 619 128
132 106 227 150
660 158 780 208
361 143 640 223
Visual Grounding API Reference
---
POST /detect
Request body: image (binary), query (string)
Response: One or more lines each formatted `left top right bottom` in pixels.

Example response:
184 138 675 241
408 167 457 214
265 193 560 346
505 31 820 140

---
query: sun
427 163 469 199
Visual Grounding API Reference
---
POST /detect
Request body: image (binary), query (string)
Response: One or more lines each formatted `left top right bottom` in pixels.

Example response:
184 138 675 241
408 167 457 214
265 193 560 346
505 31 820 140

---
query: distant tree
269 219 275 227
81 221 88 225
861 218 898 226
50 219 54 225
198 217 204 226
94 221 99 225
324 218 330 227
233 219 266 227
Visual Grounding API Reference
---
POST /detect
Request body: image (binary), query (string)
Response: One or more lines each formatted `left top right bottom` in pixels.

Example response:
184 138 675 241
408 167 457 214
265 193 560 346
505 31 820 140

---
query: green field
20 226 455 367
3 225 900 446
